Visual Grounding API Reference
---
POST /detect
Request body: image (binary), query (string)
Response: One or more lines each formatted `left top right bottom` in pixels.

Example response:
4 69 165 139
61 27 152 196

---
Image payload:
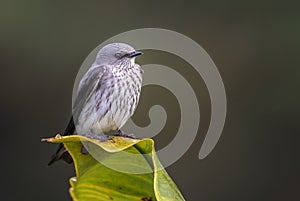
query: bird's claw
80 133 112 142
114 130 136 139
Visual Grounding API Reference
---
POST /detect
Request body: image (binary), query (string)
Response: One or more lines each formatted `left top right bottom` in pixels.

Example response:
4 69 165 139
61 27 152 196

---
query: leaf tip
41 134 63 143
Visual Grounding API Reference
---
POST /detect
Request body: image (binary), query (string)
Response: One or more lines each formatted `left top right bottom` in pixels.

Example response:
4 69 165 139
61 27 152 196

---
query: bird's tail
48 116 75 166
48 143 73 165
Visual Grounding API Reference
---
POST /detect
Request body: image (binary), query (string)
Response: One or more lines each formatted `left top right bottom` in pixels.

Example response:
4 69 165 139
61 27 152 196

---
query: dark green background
0 1 299 200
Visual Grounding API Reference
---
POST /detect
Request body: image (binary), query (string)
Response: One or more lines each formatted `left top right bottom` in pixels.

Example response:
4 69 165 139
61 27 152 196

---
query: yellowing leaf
44 135 185 201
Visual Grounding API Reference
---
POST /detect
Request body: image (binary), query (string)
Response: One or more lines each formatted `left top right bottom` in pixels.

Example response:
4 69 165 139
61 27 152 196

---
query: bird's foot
113 130 137 139
80 133 112 142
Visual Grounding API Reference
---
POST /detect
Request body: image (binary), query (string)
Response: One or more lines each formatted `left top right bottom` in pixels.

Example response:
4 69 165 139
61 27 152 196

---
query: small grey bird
48 43 143 165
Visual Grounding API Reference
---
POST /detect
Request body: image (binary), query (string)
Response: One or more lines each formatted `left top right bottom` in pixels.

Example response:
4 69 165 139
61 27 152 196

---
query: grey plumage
48 43 143 165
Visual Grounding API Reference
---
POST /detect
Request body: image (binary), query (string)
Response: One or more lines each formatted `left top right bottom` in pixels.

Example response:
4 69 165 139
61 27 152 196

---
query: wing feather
72 65 107 122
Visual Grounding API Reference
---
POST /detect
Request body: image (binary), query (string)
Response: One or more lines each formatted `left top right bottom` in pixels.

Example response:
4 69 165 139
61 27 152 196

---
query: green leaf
44 134 185 201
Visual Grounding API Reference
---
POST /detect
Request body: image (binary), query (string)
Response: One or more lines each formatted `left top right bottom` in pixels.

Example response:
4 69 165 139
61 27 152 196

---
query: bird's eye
115 53 122 58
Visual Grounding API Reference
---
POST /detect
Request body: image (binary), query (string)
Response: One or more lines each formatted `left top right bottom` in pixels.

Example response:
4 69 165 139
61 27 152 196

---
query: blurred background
0 0 299 200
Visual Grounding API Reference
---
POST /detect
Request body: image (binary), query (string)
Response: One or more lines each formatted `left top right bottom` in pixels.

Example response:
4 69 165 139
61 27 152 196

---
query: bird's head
95 43 143 67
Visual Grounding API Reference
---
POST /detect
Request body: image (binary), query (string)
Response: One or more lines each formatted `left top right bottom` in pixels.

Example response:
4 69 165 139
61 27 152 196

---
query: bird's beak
129 51 143 58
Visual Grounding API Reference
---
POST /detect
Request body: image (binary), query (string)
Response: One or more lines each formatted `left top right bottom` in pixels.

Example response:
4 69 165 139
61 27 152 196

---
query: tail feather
48 116 75 166
48 144 73 165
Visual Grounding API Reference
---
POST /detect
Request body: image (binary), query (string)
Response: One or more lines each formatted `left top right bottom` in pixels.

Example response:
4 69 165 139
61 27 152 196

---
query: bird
48 43 144 165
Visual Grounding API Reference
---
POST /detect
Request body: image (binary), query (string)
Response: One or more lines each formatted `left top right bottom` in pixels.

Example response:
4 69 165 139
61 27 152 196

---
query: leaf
44 135 185 201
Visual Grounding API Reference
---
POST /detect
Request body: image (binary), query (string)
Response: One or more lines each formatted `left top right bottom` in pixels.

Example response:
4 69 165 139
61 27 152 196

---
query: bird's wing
72 65 107 123
48 65 108 166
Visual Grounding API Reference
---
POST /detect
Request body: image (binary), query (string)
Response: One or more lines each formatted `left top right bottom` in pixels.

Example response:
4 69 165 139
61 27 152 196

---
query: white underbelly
76 99 131 136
